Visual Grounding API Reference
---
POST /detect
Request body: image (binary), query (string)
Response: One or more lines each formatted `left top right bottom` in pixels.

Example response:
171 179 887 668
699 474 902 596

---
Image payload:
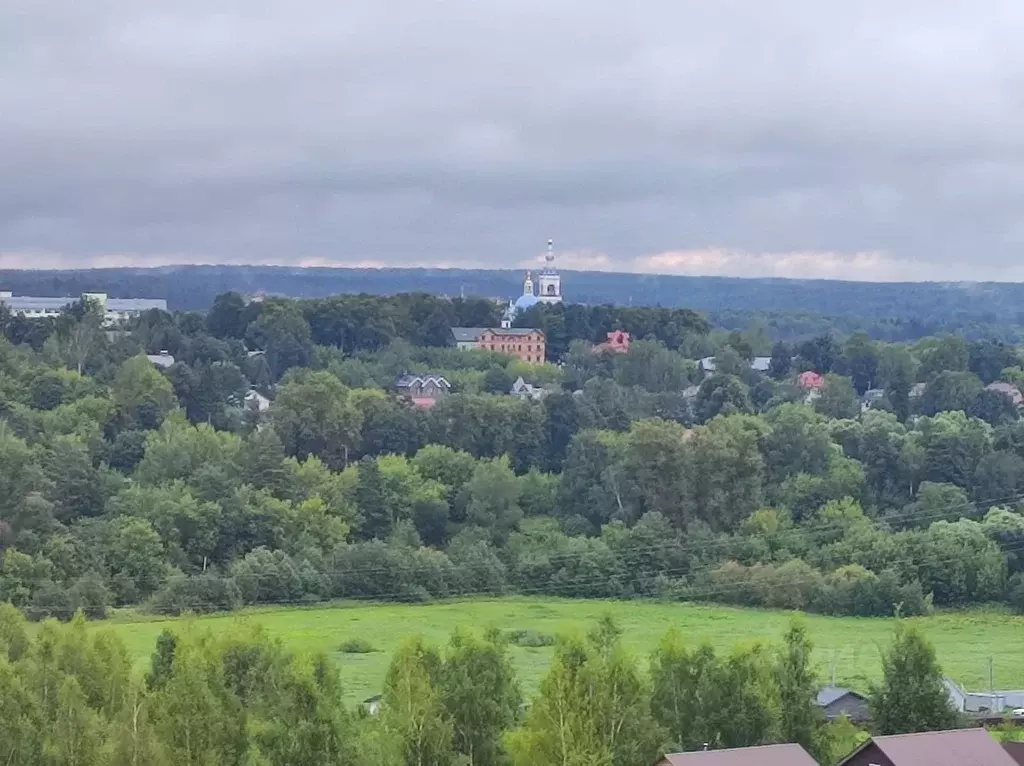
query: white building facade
0 291 167 325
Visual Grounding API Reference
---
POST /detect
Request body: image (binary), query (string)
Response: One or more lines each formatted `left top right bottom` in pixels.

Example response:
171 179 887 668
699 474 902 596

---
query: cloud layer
2 1 1024 281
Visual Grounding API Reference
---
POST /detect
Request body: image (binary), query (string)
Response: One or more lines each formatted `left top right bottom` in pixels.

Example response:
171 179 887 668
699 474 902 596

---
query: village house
146 351 175 369
987 381 1024 406
394 373 451 410
244 389 272 413
657 743 819 766
510 376 549 401
860 388 887 411
593 330 631 353
815 686 871 723
698 356 772 376
838 728 1018 766
450 327 546 364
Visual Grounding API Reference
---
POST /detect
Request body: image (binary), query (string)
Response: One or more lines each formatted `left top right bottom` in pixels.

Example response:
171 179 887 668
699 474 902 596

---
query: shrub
813 565 928 617
68 572 112 620
505 629 555 648
24 581 74 622
230 547 308 605
339 638 378 654
696 559 823 611
1007 572 1024 614
147 573 241 616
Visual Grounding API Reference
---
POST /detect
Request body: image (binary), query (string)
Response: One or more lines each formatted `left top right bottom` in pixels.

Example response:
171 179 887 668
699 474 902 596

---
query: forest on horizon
2 265 1024 342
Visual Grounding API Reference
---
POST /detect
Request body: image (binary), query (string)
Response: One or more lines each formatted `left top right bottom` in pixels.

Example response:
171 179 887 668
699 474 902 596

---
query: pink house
593 330 631 354
797 371 826 389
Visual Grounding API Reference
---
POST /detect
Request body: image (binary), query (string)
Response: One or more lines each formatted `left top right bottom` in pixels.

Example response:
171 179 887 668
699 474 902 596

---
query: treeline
5 265 1024 332
0 293 1024 619
0 605 962 765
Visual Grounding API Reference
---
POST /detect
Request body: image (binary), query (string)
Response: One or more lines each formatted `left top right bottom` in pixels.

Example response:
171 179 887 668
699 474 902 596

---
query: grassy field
90 598 1024 705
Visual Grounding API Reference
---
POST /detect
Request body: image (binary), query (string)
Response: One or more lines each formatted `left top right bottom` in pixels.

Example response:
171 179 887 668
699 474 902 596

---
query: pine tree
145 630 177 692
871 624 959 734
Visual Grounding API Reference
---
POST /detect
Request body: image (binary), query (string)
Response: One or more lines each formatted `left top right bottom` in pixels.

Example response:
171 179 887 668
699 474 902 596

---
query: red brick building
451 327 546 364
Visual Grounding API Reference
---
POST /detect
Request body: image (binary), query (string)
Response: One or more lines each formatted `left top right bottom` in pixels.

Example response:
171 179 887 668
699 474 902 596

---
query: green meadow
90 597 1024 705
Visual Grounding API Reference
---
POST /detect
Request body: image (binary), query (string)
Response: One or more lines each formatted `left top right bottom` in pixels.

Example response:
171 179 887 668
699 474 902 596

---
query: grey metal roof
146 353 175 368
661 743 818 766
451 327 541 342
3 296 72 311
451 327 488 342
107 298 167 311
816 686 865 707
700 356 772 373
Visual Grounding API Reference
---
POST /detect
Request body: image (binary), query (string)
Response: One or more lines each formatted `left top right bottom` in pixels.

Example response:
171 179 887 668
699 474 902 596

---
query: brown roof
1004 742 1024 765
842 729 1018 766
659 743 819 766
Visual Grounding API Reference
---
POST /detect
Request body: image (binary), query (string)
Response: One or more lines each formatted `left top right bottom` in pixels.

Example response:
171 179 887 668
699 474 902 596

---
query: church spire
523 269 534 296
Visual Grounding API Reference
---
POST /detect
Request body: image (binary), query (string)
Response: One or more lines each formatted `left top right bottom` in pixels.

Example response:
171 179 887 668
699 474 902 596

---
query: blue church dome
514 293 540 311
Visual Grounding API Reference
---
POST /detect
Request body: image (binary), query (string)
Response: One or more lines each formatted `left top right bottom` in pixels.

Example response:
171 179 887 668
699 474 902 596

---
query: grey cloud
2 0 1024 278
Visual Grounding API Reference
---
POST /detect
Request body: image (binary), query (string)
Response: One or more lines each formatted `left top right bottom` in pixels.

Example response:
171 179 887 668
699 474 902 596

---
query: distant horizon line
0 262 1016 288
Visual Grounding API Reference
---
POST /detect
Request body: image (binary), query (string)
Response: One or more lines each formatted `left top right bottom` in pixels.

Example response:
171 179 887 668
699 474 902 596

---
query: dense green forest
0 291 1024 621
4 265 1024 340
0 604 962 765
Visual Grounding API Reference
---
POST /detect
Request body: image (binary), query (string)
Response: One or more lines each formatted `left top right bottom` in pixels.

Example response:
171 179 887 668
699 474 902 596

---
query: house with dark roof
838 728 1018 766
394 373 451 410
657 743 819 766
815 686 870 722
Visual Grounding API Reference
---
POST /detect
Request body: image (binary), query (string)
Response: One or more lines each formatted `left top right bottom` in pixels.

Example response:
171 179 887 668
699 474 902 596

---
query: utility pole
990 656 995 701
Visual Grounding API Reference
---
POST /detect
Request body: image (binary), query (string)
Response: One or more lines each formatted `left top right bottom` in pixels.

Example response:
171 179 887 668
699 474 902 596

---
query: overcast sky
3 1 1024 281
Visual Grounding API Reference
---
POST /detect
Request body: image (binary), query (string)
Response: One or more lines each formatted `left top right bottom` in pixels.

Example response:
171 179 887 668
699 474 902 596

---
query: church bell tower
536 239 562 304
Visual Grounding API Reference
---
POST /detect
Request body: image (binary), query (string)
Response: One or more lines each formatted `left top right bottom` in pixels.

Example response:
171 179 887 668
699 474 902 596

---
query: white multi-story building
0 290 167 325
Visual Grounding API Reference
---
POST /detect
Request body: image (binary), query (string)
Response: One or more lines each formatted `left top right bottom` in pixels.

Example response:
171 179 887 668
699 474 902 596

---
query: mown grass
90 597 1024 705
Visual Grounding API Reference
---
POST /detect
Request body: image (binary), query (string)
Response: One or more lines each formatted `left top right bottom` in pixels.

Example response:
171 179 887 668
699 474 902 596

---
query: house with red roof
797 370 826 389
593 330 631 354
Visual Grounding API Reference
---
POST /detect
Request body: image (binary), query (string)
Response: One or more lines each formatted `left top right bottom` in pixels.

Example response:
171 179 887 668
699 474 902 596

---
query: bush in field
339 637 378 653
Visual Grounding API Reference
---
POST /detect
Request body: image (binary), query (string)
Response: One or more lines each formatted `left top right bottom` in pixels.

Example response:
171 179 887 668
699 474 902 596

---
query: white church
502 240 562 326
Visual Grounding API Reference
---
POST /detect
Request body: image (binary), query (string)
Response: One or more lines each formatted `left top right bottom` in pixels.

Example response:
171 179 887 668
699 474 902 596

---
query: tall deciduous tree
272 370 362 469
382 637 455 766
510 617 660 766
440 629 521 765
